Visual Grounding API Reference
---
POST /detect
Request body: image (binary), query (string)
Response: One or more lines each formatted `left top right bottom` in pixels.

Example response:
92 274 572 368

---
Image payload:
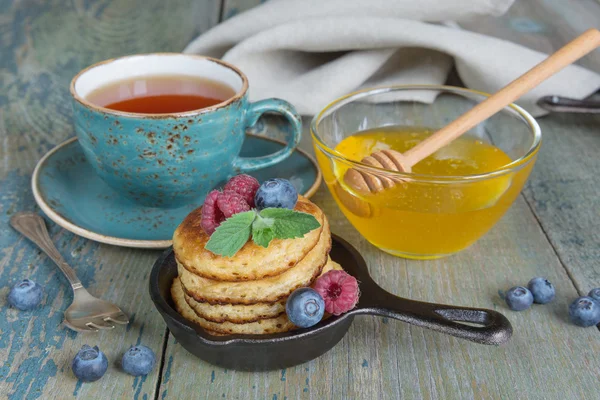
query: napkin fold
184 0 600 116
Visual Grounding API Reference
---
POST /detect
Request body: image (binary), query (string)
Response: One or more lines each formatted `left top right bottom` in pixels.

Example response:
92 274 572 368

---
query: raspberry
201 190 224 235
313 270 359 316
216 190 251 218
224 174 260 207
200 188 252 235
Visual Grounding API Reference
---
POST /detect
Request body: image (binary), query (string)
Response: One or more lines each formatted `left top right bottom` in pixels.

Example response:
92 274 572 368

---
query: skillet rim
149 234 366 346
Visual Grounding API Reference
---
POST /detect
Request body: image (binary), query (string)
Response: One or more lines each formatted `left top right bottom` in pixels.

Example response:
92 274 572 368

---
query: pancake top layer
178 217 331 305
173 195 325 282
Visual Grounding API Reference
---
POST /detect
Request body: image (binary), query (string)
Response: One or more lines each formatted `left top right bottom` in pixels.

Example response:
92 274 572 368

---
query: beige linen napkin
184 0 600 116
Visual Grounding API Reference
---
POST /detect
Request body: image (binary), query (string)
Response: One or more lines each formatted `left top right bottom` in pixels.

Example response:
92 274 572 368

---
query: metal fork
10 212 129 332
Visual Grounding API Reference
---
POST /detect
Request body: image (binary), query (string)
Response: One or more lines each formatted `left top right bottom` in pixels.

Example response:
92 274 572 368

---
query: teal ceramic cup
70 53 301 208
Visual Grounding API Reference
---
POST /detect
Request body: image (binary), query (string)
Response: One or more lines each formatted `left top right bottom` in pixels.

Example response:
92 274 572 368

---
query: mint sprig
204 211 255 257
204 208 321 257
252 214 276 248
259 208 322 239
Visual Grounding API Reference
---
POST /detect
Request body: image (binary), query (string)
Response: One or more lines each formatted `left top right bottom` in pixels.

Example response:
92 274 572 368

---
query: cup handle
233 98 302 172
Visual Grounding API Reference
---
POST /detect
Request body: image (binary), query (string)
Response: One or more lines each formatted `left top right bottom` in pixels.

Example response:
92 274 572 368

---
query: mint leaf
251 214 275 247
253 213 275 230
205 211 256 257
259 208 321 239
204 208 320 256
253 226 275 248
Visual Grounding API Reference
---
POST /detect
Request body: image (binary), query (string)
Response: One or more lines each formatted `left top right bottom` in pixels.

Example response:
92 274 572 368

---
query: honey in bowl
326 126 535 259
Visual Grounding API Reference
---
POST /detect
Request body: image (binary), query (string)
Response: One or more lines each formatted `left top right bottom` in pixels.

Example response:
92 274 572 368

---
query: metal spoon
537 95 600 113
10 212 129 332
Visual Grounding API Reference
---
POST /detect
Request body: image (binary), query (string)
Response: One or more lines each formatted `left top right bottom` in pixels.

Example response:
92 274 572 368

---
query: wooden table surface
1 1 599 399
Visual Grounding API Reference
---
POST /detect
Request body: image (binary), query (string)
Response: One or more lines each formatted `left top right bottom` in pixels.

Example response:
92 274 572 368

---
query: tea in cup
70 53 301 208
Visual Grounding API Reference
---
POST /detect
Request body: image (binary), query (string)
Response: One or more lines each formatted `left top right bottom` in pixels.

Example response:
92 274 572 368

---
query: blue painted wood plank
158 2 600 399
0 0 221 398
0 171 168 399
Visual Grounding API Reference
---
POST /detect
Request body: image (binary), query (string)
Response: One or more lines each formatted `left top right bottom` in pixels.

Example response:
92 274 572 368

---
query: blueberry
122 345 156 376
254 178 298 210
504 286 533 311
569 297 600 327
72 345 108 382
588 288 600 303
527 277 555 304
286 288 325 328
7 279 43 311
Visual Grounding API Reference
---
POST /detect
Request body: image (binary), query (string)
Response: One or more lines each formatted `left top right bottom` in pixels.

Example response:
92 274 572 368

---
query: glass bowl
311 85 541 259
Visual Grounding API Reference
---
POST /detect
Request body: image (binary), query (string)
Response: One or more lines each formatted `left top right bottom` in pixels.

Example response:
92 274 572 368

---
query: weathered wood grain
0 1 220 399
0 219 167 399
160 3 600 398
158 114 600 400
0 0 221 181
461 0 600 294
523 113 600 293
2 0 600 399
159 1 600 399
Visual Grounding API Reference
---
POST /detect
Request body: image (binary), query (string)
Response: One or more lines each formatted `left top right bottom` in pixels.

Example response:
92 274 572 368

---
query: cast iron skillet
149 235 512 371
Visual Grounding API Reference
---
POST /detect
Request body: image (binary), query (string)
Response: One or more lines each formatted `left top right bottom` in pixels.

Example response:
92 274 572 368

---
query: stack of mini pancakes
171 196 342 335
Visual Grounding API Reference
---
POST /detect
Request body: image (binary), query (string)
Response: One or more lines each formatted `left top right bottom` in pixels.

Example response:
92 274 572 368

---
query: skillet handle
354 287 512 345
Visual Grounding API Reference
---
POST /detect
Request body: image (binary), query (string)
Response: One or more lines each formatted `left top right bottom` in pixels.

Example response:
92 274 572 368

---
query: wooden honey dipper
344 28 600 196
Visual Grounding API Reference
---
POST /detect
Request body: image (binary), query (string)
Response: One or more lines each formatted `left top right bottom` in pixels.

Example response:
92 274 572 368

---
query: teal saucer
32 136 321 248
